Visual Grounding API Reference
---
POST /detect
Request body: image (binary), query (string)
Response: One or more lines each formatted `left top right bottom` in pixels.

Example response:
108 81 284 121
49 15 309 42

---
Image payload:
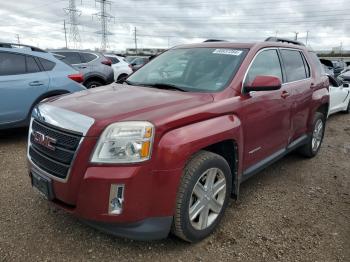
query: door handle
281 90 290 99
78 66 87 69
29 81 44 86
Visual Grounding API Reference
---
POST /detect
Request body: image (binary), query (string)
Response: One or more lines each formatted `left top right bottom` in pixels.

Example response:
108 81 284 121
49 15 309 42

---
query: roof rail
203 39 227 42
0 42 47 52
265 37 305 46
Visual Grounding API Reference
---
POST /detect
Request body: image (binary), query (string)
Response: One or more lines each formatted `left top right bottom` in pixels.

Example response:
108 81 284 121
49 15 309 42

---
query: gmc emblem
33 131 56 151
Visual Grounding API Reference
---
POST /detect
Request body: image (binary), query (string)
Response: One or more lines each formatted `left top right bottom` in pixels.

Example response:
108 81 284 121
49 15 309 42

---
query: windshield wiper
144 83 188 92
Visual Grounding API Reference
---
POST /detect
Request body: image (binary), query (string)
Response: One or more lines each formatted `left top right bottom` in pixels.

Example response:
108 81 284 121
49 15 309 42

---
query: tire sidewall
179 155 232 242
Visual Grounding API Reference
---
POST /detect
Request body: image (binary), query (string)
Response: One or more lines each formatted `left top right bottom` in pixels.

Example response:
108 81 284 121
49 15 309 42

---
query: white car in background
328 75 350 116
104 54 133 82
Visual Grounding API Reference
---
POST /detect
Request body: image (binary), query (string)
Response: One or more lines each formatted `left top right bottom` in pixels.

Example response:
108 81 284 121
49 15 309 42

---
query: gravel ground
0 114 349 262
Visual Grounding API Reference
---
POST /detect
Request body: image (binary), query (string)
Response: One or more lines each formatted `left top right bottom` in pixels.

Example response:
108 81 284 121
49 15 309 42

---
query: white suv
104 54 133 82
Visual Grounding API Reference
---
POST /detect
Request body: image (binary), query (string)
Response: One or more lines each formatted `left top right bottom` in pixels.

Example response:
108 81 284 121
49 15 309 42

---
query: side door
241 49 292 169
279 49 313 141
0 52 49 125
79 52 98 75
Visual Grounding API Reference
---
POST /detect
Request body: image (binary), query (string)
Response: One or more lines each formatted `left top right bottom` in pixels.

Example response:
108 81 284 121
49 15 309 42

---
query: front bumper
83 216 173 241
28 164 182 240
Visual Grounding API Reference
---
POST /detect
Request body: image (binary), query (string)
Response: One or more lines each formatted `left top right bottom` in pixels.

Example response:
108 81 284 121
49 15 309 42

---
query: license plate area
31 172 55 200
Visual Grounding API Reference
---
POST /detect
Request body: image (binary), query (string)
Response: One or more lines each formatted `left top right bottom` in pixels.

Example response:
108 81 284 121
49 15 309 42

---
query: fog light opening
109 184 125 215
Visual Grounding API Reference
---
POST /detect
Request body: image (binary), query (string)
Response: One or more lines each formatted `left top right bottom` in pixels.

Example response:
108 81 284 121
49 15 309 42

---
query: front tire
172 151 232 242
298 112 326 158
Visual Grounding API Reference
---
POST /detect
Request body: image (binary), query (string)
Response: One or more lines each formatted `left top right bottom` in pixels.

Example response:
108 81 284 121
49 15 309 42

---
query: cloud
0 0 349 51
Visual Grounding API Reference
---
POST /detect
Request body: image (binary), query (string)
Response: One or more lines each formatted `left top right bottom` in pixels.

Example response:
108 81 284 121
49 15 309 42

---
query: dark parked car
128 56 149 71
332 60 346 77
51 50 114 88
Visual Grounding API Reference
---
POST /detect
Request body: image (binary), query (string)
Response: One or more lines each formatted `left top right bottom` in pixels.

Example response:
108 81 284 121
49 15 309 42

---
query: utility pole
93 0 114 51
305 31 309 46
64 0 82 49
294 32 299 41
16 34 20 45
63 20 68 48
275 30 278 37
134 27 138 55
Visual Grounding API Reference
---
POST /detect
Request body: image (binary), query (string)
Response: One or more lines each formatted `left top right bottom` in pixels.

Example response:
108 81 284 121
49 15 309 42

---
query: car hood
45 83 214 135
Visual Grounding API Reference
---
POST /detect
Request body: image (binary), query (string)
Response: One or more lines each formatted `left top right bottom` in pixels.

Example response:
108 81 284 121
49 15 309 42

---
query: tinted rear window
38 58 56 71
107 57 119 64
55 52 82 64
81 52 97 63
0 52 26 76
280 50 308 82
308 52 325 75
26 56 41 73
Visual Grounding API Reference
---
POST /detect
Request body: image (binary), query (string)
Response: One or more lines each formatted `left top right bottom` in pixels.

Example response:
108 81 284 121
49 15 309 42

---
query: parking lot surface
0 114 349 262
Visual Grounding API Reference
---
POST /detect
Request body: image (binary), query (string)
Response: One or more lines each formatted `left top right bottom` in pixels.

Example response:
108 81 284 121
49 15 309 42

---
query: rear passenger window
280 50 308 82
38 58 55 71
26 56 41 73
80 52 97 63
0 52 26 76
308 52 325 76
245 49 282 85
55 52 82 64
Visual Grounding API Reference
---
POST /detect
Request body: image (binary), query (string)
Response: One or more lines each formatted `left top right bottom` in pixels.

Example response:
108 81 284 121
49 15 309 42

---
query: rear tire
298 112 326 158
85 80 103 89
172 151 232 242
117 74 128 82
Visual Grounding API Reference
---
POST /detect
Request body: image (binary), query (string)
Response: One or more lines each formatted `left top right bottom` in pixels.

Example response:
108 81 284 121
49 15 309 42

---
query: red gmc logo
33 131 56 151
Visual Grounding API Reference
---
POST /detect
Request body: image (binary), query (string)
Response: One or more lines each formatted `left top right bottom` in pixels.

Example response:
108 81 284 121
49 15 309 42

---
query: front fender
154 115 243 172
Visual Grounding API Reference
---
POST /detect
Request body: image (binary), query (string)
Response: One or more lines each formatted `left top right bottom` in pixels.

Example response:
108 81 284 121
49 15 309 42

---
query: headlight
91 121 154 163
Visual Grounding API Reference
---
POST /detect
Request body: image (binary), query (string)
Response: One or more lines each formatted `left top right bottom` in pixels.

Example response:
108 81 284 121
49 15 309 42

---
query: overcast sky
0 0 349 51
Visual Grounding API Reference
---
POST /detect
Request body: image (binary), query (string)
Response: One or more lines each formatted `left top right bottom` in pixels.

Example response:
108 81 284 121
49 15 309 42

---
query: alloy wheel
188 168 227 230
312 119 323 152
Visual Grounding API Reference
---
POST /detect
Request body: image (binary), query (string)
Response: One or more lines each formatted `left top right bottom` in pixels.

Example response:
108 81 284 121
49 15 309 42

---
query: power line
93 0 115 51
64 0 81 48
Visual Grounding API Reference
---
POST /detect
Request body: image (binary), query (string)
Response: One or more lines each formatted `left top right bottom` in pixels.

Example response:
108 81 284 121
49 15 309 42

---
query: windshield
127 47 247 92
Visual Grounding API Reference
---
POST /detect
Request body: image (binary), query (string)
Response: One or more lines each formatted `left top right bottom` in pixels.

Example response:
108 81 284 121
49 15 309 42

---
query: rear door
279 49 313 142
80 52 99 75
0 52 49 124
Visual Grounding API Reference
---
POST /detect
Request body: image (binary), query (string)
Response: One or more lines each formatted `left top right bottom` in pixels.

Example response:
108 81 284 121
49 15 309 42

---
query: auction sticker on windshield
213 49 243 56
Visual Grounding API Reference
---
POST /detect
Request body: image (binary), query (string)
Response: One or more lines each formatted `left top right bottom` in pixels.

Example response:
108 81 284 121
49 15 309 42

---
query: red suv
27 37 329 242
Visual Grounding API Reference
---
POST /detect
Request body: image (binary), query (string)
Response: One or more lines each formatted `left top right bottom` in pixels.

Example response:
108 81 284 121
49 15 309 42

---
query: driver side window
245 49 282 85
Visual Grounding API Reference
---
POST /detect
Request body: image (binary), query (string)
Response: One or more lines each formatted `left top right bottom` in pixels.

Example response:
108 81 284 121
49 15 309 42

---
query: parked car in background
332 60 346 77
51 49 114 88
328 75 350 115
128 56 149 71
320 59 334 76
27 37 329 242
338 70 350 82
0 43 85 130
104 54 133 81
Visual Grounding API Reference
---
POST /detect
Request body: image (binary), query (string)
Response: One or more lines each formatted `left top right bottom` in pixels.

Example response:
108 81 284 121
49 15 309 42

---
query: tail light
68 73 84 83
128 64 133 69
101 59 112 66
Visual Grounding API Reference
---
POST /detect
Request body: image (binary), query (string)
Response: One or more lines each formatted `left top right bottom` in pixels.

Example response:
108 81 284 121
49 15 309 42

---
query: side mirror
131 63 136 66
244 75 282 93
343 82 349 88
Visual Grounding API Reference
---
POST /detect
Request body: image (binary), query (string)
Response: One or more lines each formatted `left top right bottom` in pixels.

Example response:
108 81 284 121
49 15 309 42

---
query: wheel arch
155 114 243 198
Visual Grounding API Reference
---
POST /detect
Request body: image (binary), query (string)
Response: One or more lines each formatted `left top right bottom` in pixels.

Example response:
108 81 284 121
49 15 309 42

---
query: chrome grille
29 119 82 179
